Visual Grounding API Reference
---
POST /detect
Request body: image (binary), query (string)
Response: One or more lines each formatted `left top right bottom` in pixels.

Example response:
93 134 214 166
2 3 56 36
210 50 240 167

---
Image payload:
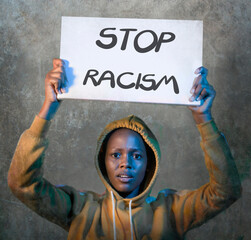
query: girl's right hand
44 58 66 103
38 58 66 120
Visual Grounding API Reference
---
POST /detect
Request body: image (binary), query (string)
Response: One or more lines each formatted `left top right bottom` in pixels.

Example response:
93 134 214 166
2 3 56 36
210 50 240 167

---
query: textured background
0 0 250 239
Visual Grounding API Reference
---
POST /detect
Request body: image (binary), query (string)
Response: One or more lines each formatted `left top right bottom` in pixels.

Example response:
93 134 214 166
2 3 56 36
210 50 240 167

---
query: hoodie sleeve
170 120 242 237
8 116 87 231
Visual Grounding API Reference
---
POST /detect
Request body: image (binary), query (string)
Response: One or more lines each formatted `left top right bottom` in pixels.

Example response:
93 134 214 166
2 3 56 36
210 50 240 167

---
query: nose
119 154 132 169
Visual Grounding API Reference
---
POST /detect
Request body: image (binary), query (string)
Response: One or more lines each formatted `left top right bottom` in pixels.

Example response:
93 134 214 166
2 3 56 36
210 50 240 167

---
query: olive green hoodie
8 115 241 240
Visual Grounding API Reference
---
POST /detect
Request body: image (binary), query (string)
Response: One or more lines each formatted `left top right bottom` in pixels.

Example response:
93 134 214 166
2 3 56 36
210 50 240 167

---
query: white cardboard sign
59 17 202 105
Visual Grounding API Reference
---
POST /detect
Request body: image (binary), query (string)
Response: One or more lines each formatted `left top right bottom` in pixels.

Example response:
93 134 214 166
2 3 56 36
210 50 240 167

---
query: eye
112 152 121 159
133 153 142 160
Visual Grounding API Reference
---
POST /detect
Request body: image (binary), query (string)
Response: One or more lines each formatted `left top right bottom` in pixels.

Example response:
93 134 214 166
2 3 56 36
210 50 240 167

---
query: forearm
7 116 77 229
192 111 212 124
38 100 60 120
172 120 241 237
197 120 241 200
8 116 51 196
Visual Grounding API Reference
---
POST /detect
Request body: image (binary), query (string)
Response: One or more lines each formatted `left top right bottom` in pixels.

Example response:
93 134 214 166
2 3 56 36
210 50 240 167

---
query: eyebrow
109 147 144 152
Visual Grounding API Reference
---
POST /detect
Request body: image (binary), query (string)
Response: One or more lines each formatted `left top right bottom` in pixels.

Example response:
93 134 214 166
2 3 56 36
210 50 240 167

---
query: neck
119 186 140 199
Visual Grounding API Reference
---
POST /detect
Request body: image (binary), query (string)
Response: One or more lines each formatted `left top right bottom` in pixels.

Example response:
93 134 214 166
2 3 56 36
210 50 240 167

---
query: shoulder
58 185 105 200
158 188 177 197
145 188 178 204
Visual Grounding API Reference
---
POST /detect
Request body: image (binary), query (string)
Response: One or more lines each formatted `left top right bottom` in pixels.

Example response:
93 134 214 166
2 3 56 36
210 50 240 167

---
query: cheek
105 159 116 177
136 162 147 181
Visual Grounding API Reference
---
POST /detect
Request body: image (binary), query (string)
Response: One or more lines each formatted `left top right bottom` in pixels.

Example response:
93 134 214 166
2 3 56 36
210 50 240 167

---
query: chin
118 190 133 198
117 187 132 193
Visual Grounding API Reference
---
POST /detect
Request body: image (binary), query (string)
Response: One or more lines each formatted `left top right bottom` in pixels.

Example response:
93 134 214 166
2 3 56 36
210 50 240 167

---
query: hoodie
8 115 241 240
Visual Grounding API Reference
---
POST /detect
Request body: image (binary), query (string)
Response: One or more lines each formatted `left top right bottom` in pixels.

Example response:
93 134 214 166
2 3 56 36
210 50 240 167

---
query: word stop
96 28 176 53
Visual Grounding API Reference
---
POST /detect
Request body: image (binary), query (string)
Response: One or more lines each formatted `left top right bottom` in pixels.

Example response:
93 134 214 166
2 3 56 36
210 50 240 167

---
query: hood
95 115 161 205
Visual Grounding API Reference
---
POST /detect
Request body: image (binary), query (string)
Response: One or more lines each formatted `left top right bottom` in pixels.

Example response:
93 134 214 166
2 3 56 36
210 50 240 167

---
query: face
105 128 147 198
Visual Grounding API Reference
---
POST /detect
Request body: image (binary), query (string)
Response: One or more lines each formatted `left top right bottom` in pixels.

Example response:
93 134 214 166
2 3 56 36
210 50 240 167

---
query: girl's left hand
188 66 216 124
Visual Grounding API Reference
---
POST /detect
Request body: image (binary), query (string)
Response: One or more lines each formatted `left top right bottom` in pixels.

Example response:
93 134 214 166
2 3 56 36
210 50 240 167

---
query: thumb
53 58 64 69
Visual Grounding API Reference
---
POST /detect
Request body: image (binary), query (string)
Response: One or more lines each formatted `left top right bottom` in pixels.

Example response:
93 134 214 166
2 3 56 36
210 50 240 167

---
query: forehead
107 128 146 149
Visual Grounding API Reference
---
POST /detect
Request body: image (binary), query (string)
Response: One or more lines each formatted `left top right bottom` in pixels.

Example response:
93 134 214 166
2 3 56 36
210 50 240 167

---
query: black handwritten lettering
98 71 115 88
134 30 158 53
96 28 175 53
154 75 179 93
120 29 137 51
155 32 176 52
83 70 115 88
83 69 99 86
135 74 142 89
83 69 179 94
96 28 117 49
139 74 156 91
117 72 135 89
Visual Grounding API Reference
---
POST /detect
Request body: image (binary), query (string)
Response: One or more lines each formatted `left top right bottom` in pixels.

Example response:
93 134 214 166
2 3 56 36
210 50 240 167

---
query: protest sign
59 17 202 105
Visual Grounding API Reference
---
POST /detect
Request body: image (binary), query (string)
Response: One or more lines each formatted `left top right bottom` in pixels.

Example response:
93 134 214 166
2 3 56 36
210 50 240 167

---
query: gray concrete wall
1 0 250 239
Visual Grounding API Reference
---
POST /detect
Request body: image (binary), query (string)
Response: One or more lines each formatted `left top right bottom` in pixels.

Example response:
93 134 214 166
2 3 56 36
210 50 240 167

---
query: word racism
83 69 179 93
83 28 179 93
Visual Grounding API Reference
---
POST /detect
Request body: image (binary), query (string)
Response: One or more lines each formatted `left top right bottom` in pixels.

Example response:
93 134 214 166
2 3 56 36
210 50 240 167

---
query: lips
117 173 133 183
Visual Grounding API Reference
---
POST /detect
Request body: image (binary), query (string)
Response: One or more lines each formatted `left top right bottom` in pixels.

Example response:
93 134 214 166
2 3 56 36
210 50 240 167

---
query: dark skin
105 128 147 198
38 58 216 198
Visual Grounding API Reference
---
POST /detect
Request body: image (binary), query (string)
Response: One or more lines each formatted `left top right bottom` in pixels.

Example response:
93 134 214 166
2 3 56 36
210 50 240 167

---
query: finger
200 67 208 77
197 88 208 101
198 67 209 84
190 74 202 94
190 73 210 94
188 105 199 111
46 71 62 85
49 72 62 79
196 85 216 101
53 58 64 69
48 77 62 94
194 84 203 100
51 66 63 73
190 83 202 101
195 66 208 77
190 83 212 102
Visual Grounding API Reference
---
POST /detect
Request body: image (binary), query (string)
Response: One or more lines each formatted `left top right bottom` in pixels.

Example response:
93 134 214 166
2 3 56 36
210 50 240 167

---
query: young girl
8 59 241 240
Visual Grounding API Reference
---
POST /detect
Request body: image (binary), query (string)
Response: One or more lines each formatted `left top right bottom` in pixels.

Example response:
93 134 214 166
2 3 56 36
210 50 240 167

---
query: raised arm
170 67 242 237
8 59 86 230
